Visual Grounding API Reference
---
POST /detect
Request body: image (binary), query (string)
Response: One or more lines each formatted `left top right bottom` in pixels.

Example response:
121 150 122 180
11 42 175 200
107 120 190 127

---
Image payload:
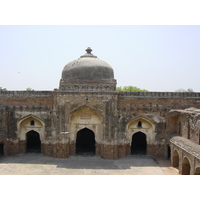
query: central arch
26 130 41 153
76 128 95 155
131 132 147 155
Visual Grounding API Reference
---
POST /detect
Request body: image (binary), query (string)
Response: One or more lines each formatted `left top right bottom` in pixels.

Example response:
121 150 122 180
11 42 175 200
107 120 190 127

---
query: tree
26 87 34 91
0 87 7 91
116 86 148 92
175 88 194 92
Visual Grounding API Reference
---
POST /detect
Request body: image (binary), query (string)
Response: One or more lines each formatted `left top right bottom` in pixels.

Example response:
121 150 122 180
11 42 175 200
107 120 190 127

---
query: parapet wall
0 91 53 97
119 92 200 99
1 91 200 98
0 91 54 109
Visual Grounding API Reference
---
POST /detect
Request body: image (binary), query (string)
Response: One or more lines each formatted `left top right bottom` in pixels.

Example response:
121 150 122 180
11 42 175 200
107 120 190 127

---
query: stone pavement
0 153 179 175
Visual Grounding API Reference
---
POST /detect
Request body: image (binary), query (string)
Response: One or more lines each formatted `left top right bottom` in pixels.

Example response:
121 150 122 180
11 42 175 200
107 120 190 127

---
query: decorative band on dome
80 47 97 58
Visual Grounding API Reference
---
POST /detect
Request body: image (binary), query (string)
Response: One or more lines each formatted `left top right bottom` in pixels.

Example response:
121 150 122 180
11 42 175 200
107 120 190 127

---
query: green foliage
175 88 194 92
0 87 7 91
116 86 148 92
26 87 34 91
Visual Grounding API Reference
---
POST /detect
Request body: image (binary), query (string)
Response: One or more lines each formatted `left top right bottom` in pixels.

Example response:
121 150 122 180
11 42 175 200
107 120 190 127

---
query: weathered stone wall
1 91 200 160
166 108 200 145
55 91 118 144
0 91 54 155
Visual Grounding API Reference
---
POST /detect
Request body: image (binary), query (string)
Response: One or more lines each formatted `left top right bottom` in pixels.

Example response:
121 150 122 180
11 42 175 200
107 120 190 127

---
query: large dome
59 47 116 91
61 47 114 81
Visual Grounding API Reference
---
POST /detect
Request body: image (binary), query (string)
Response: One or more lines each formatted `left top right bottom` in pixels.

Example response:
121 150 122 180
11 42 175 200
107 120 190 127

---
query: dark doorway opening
0 143 4 156
26 130 41 153
76 128 95 156
131 132 147 155
182 157 190 175
167 145 171 159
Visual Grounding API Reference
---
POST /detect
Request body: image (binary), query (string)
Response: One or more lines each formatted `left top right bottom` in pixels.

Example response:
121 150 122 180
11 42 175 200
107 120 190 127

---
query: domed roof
61 47 114 81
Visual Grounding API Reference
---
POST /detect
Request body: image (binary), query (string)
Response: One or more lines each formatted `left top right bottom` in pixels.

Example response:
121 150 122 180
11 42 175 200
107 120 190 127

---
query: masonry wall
180 114 200 145
1 91 200 159
166 108 200 146
118 92 200 114
0 91 54 156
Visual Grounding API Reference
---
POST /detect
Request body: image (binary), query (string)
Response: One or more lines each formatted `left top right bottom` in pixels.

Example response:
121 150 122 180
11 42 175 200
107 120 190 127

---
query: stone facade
1 91 200 161
0 48 200 175
166 108 200 174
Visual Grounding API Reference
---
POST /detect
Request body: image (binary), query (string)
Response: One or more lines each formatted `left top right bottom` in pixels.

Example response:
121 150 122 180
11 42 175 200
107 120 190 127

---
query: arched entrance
26 130 41 153
167 145 171 159
131 132 147 155
0 143 4 156
182 157 191 175
172 150 179 168
76 128 95 155
194 167 200 175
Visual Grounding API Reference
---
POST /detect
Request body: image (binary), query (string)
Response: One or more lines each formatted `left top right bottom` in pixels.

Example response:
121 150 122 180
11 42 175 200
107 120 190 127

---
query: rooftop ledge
0 91 200 98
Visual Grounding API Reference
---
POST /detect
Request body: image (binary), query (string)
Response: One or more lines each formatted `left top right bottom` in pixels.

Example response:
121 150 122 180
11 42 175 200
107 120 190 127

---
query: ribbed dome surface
61 47 114 81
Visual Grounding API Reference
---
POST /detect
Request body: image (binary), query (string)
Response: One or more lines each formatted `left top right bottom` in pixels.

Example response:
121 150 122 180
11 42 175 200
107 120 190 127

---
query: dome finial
80 47 97 58
86 47 92 54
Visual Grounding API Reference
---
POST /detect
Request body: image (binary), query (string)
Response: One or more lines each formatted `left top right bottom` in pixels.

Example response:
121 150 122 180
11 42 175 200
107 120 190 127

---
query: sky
1 25 200 92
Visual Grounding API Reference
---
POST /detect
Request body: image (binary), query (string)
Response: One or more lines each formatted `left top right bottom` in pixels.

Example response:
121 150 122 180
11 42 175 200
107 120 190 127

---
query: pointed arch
17 114 45 142
68 106 103 145
76 128 95 155
70 105 103 122
172 149 179 168
26 130 41 153
131 131 147 154
182 157 191 175
126 115 156 144
17 114 45 130
194 167 200 175
127 115 155 130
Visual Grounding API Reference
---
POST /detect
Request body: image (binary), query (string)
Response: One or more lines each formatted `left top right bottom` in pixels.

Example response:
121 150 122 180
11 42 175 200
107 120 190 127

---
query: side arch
26 130 41 153
17 114 45 142
131 131 147 154
182 156 191 175
172 149 179 168
126 115 156 144
194 167 200 175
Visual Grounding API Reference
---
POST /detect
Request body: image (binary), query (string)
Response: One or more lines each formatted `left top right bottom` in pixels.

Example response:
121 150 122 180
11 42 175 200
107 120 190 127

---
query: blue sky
1 25 200 92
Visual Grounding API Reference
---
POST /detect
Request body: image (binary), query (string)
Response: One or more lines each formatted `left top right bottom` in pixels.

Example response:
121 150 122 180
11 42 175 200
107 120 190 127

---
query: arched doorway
26 130 41 153
131 132 147 155
76 128 95 155
0 143 4 156
172 150 179 168
182 157 191 175
167 145 171 159
194 167 200 175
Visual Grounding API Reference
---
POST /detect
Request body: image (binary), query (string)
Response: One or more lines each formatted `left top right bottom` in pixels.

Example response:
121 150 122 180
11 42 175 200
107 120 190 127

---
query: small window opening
138 121 142 128
30 120 35 126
